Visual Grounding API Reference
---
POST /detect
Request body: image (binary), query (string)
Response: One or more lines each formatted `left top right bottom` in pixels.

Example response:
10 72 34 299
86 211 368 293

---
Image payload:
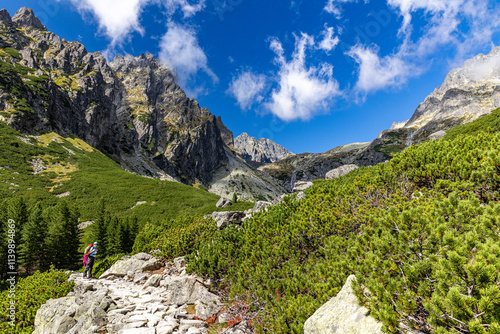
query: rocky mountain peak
0 9 12 24
401 46 500 141
12 7 46 30
234 132 293 163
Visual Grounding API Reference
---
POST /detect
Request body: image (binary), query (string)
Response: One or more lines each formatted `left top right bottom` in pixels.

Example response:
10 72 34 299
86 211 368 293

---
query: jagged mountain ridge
0 7 285 201
234 132 293 163
263 46 500 190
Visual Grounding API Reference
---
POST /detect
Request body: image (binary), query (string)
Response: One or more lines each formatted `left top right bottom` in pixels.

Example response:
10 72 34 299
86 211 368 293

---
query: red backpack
83 244 92 266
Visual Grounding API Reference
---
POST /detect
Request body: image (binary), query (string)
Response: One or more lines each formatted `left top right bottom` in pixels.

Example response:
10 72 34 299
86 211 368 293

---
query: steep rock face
215 115 234 146
0 13 135 158
234 132 292 163
109 54 227 184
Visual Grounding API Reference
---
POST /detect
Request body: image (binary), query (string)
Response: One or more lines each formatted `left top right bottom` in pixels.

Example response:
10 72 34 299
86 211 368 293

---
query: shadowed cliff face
0 8 227 185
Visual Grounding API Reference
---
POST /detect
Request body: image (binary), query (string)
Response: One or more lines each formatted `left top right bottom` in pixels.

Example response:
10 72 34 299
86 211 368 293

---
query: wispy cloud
227 71 268 110
265 34 341 121
318 25 340 52
158 21 218 93
68 0 151 46
163 0 206 18
348 0 500 95
348 44 412 93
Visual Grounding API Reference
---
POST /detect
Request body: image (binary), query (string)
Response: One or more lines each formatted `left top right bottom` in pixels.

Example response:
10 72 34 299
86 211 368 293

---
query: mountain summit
234 132 293 163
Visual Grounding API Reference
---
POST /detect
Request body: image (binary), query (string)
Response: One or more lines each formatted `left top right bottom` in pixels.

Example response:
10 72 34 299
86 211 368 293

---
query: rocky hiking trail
33 253 252 334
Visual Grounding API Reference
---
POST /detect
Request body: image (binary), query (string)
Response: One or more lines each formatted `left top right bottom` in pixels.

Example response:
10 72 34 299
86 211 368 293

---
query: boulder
143 274 162 289
174 256 186 270
303 275 383 334
195 287 222 320
216 197 232 208
211 211 246 229
428 130 446 140
292 181 313 192
251 201 271 213
100 253 161 279
295 191 306 201
33 297 78 334
166 276 201 305
325 164 359 180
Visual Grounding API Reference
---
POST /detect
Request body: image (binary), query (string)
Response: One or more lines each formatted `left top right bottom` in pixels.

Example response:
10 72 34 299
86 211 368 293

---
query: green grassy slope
176 109 500 333
0 122 252 224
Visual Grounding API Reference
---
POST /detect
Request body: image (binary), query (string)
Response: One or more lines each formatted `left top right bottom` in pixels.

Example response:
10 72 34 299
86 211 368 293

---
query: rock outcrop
216 197 232 208
234 132 293 163
12 7 46 30
304 275 383 334
34 253 252 334
325 164 359 180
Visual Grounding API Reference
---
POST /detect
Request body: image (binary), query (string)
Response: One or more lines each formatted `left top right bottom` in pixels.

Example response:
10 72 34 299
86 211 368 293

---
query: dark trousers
83 256 96 278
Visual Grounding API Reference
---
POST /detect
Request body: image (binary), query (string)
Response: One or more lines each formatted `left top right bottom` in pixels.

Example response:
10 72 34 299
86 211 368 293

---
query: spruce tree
5 197 28 272
20 204 49 274
92 200 109 257
47 202 80 270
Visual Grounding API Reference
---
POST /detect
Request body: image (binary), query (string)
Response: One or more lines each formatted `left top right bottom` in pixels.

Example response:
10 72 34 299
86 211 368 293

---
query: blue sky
2 0 500 153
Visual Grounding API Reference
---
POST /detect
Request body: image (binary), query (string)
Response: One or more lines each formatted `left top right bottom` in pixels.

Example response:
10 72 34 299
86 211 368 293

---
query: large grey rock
195 287 222 320
216 197 232 208
211 211 246 229
304 275 383 334
428 130 446 140
292 181 313 192
165 276 201 305
100 253 161 279
325 164 359 180
33 297 78 334
12 7 46 29
143 274 162 288
234 132 293 163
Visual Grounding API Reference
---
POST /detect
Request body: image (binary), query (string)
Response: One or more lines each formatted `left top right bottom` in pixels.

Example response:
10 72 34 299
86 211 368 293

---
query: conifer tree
92 200 109 257
5 197 28 272
20 204 49 274
47 202 80 270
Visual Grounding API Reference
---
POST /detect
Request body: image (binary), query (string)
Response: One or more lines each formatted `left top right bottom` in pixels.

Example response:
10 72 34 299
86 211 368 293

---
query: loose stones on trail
33 253 253 334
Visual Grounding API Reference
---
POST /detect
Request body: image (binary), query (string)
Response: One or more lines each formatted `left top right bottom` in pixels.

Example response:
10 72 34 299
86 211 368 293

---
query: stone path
33 253 252 334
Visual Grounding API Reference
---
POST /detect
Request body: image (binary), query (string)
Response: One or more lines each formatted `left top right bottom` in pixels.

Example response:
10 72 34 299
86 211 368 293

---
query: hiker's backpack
84 244 92 254
83 244 92 266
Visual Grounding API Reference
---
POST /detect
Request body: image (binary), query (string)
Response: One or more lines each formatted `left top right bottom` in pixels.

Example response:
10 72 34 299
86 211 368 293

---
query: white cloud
158 22 218 91
348 44 412 93
68 0 151 46
163 0 205 18
266 34 341 121
319 26 340 52
227 71 268 110
348 0 500 94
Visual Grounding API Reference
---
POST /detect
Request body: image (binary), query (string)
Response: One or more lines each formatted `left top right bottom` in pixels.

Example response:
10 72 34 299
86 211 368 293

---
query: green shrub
186 131 500 333
0 269 74 334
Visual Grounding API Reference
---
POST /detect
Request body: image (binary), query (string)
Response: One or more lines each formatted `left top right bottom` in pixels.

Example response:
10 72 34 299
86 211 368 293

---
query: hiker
83 241 98 279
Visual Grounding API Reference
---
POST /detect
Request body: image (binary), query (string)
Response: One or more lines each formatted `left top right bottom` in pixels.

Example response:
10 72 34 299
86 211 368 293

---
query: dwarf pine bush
185 130 500 333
